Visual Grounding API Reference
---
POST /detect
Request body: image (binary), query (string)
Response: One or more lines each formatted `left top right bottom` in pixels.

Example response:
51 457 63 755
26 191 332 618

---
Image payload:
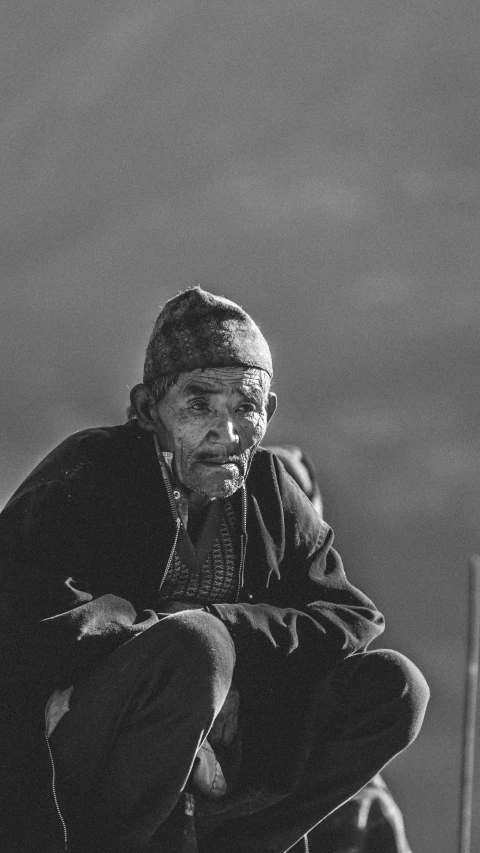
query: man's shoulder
249 446 313 501
5 421 151 506
249 447 330 545
50 420 145 461
248 446 288 495
248 446 276 477
35 420 146 473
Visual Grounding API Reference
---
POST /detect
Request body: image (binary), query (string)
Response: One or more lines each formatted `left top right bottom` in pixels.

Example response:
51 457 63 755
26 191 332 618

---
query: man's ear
266 392 277 423
129 384 157 432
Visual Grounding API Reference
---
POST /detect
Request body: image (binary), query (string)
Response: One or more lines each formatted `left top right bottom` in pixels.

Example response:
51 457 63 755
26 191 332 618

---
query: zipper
154 435 183 596
235 486 248 602
154 435 180 520
45 731 68 851
158 516 181 596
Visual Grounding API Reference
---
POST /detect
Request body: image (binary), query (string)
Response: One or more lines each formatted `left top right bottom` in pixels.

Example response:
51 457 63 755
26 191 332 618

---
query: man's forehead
176 367 267 395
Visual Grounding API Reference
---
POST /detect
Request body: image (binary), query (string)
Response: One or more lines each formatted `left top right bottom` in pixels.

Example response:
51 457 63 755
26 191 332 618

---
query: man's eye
237 403 257 413
190 400 209 411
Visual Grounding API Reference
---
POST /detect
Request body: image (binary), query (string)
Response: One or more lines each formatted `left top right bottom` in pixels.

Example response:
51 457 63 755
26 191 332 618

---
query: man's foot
191 739 227 798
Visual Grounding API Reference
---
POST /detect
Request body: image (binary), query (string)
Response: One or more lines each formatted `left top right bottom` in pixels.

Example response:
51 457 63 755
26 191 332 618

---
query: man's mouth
198 457 243 471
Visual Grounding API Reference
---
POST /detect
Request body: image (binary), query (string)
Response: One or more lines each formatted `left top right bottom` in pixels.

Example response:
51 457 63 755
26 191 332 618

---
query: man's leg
49 611 235 853
197 649 429 853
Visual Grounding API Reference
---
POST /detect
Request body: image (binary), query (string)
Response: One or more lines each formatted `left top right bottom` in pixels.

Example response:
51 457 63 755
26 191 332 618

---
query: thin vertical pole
459 555 480 853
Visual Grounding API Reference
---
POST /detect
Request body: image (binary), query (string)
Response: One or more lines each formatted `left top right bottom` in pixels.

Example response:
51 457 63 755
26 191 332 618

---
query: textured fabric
157 499 240 606
143 286 273 381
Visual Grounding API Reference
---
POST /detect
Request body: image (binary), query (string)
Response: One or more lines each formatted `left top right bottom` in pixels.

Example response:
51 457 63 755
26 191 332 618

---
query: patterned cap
143 286 273 381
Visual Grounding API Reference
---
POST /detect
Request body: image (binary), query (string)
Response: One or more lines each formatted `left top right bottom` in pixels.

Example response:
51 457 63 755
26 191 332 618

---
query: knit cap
143 287 273 382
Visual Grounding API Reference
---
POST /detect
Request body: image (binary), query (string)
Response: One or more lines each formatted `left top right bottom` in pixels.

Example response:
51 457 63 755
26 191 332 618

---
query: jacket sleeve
207 454 385 674
208 534 384 663
0 461 158 694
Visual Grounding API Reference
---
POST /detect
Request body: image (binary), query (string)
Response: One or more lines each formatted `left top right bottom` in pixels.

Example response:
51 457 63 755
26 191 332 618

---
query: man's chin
187 468 244 499
211 478 244 498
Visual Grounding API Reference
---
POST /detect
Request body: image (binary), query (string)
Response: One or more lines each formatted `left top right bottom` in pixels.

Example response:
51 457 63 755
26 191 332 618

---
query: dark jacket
0 420 384 699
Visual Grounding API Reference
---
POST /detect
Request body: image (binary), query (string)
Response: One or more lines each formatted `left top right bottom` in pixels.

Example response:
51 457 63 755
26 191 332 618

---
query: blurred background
1 1 480 849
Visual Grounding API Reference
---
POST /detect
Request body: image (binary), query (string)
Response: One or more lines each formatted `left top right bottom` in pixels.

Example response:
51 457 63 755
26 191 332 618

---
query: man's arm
0 441 158 693
206 534 384 671
206 451 384 678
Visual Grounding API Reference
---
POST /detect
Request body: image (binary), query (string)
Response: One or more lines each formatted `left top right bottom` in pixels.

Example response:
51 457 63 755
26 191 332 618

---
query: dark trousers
49 611 429 853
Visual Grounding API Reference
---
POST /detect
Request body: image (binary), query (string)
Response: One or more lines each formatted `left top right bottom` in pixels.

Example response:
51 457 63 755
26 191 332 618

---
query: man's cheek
248 418 267 444
173 429 195 458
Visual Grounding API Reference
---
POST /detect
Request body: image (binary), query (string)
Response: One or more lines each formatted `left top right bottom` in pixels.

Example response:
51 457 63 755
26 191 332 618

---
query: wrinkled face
151 366 275 498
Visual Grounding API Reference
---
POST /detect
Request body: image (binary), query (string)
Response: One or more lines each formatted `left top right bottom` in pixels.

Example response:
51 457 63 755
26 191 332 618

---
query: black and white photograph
1 3 479 852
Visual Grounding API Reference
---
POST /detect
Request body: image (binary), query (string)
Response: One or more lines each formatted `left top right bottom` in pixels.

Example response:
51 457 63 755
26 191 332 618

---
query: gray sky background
2 2 480 849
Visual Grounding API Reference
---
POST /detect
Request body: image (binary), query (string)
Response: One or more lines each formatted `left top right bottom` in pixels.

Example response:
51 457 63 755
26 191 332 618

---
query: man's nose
208 413 240 446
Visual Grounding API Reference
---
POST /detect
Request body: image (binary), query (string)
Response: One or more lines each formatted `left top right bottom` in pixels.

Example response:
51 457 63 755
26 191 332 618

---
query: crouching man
0 287 429 853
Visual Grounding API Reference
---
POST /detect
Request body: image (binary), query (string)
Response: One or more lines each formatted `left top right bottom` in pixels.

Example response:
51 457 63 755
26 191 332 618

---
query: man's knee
327 649 429 753
154 610 236 684
349 649 429 745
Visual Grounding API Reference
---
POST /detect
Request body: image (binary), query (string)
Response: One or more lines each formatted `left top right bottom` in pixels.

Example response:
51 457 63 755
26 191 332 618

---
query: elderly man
0 287 428 853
